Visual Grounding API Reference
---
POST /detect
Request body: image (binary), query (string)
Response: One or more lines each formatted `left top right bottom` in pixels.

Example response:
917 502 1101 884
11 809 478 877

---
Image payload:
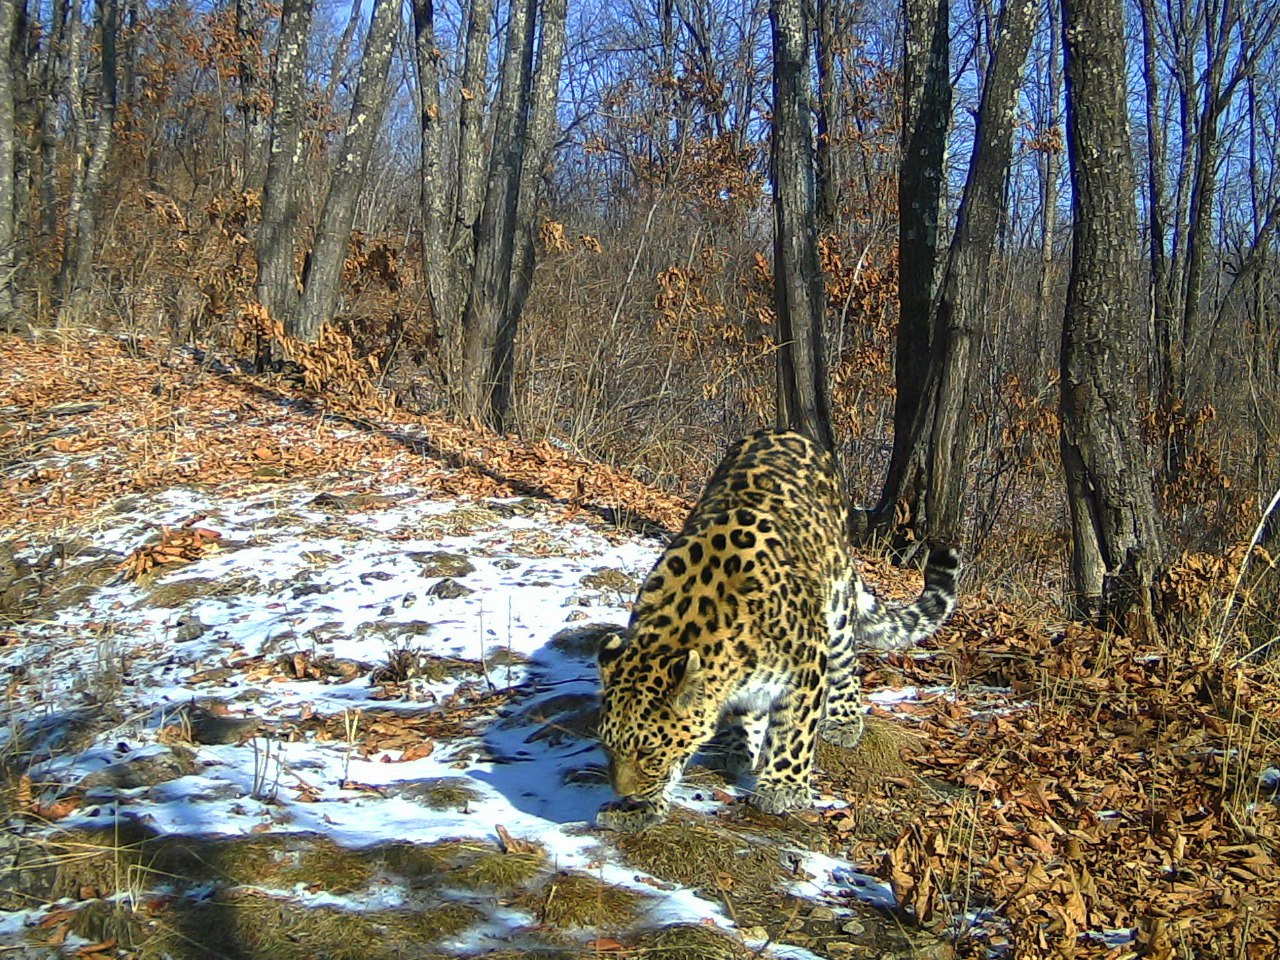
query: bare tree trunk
770 0 834 451
412 0 457 380
256 0 314 327
499 0 569 428
892 0 1037 546
418 0 493 392
54 0 84 313
872 0 949 534
459 0 538 427
57 0 119 319
234 0 269 190
35 0 66 246
292 0 399 341
453 0 494 241
0 0 18 322
1059 0 1164 629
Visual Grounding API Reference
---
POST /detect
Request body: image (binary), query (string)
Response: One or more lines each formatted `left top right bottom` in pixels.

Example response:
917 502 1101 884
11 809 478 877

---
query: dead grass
816 713 925 790
612 811 785 901
520 871 644 929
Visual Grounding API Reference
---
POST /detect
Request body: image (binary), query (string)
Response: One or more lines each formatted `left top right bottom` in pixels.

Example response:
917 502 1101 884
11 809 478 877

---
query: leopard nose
609 758 638 796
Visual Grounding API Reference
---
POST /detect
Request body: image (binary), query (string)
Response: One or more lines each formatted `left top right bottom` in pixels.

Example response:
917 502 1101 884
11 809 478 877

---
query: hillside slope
1 333 1276 960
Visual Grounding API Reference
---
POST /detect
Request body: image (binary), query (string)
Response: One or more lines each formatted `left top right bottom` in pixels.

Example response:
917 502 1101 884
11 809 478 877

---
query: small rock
579 567 637 593
809 905 836 921
840 919 866 935
308 492 353 511
827 942 857 958
80 748 198 791
359 570 394 584
184 706 262 745
548 623 621 659
409 551 476 578
427 578 473 599
493 558 520 571
173 615 207 643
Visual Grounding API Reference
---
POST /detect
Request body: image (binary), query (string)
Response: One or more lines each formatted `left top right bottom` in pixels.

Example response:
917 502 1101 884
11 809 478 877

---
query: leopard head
595 631 715 800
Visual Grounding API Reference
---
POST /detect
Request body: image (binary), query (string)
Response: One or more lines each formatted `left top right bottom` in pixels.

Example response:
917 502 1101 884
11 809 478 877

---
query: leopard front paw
596 796 668 832
750 782 812 816
821 716 866 750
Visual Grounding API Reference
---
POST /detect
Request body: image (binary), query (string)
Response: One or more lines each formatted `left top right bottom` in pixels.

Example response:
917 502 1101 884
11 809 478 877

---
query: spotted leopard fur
595 429 960 831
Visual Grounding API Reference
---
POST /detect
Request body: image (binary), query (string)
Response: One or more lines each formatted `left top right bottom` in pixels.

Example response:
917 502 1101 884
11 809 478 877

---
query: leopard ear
671 650 705 711
597 632 628 672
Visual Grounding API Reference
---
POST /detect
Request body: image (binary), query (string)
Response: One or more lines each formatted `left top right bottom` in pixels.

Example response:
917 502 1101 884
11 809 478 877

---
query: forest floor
0 331 1277 960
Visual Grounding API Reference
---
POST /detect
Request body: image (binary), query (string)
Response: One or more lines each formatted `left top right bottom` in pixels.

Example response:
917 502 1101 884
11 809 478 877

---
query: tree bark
873 0 1032 548
57 0 119 319
459 0 538 427
234 0 269 190
498 0 569 429
901 0 1037 545
872 0 949 535
1059 0 1164 628
256 0 314 328
35 0 67 246
769 0 834 451
0 0 18 322
292 0 399 342
814 0 840 229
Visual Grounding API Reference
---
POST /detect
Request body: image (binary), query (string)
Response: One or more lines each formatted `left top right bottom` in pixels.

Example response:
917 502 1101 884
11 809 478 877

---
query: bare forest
2 0 1280 957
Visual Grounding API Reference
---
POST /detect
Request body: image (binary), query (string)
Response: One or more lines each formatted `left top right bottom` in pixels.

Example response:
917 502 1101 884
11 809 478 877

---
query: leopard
594 429 960 831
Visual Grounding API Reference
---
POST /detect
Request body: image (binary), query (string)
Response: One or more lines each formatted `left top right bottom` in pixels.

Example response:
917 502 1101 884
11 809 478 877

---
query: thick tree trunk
416 0 493 393
57 0 119 319
911 0 1037 545
874 0 1032 548
35 0 66 246
234 0 269 190
256 0 314 328
872 0 949 535
459 0 538 427
0 0 18 322
292 0 399 341
412 0 459 383
1059 0 1164 629
769 0 834 451
499 0 569 429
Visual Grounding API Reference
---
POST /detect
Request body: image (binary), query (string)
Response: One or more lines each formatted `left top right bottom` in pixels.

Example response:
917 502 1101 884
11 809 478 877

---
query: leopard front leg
821 672 866 749
751 678 824 816
703 707 768 781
